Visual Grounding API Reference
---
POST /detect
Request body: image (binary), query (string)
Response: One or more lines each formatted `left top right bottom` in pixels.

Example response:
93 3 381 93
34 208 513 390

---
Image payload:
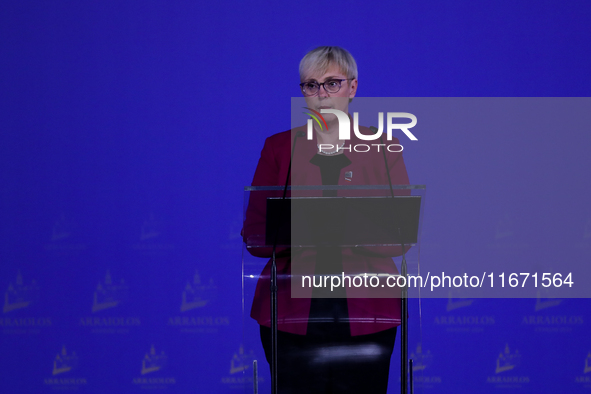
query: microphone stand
270 131 303 394
400 235 409 394
373 128 410 394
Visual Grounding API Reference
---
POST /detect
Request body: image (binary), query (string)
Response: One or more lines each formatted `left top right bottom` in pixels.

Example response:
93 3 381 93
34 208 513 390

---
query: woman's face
301 64 357 125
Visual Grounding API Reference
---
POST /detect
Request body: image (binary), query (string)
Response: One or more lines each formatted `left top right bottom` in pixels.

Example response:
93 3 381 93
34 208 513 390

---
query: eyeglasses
299 79 353 96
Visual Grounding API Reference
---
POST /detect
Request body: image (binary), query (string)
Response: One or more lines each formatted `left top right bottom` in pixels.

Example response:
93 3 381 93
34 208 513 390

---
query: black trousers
260 325 397 394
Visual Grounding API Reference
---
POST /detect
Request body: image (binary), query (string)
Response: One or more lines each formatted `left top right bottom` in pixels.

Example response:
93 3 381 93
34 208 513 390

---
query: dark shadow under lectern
243 185 425 394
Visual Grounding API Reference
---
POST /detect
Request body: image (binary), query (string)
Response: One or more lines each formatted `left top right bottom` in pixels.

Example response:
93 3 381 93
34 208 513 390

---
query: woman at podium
243 46 410 393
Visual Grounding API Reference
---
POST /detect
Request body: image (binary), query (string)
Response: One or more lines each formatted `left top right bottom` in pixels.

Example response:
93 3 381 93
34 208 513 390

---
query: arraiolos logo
304 107 418 153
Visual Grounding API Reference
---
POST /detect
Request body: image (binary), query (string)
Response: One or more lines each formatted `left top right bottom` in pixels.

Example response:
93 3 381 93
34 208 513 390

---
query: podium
242 185 426 393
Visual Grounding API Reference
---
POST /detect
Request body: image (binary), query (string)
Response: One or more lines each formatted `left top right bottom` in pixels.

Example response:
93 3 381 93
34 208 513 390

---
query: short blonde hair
299 46 358 82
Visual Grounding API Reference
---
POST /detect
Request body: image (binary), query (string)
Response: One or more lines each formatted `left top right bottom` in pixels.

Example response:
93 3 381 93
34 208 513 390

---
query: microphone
370 126 394 197
282 130 305 199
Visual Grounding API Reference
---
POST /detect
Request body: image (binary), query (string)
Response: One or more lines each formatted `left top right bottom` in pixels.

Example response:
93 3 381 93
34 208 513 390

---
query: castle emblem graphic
410 343 433 372
52 346 78 375
92 270 128 313
140 213 160 241
180 270 216 312
534 290 562 311
446 290 474 311
495 213 514 239
496 344 521 373
230 344 255 375
3 271 39 313
141 345 167 375
52 213 74 241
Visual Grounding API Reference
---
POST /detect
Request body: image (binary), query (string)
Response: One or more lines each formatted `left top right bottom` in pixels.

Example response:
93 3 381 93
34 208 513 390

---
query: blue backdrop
1 1 590 392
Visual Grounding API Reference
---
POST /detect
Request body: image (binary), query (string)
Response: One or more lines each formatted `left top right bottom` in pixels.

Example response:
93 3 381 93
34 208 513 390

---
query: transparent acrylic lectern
242 185 426 394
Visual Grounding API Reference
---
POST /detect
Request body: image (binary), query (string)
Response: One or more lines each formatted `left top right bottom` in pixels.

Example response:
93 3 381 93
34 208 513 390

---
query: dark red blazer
243 125 411 336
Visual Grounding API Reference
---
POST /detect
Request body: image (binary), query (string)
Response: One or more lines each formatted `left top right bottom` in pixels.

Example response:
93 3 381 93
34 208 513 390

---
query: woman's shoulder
262 127 306 153
264 129 292 146
265 127 305 144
